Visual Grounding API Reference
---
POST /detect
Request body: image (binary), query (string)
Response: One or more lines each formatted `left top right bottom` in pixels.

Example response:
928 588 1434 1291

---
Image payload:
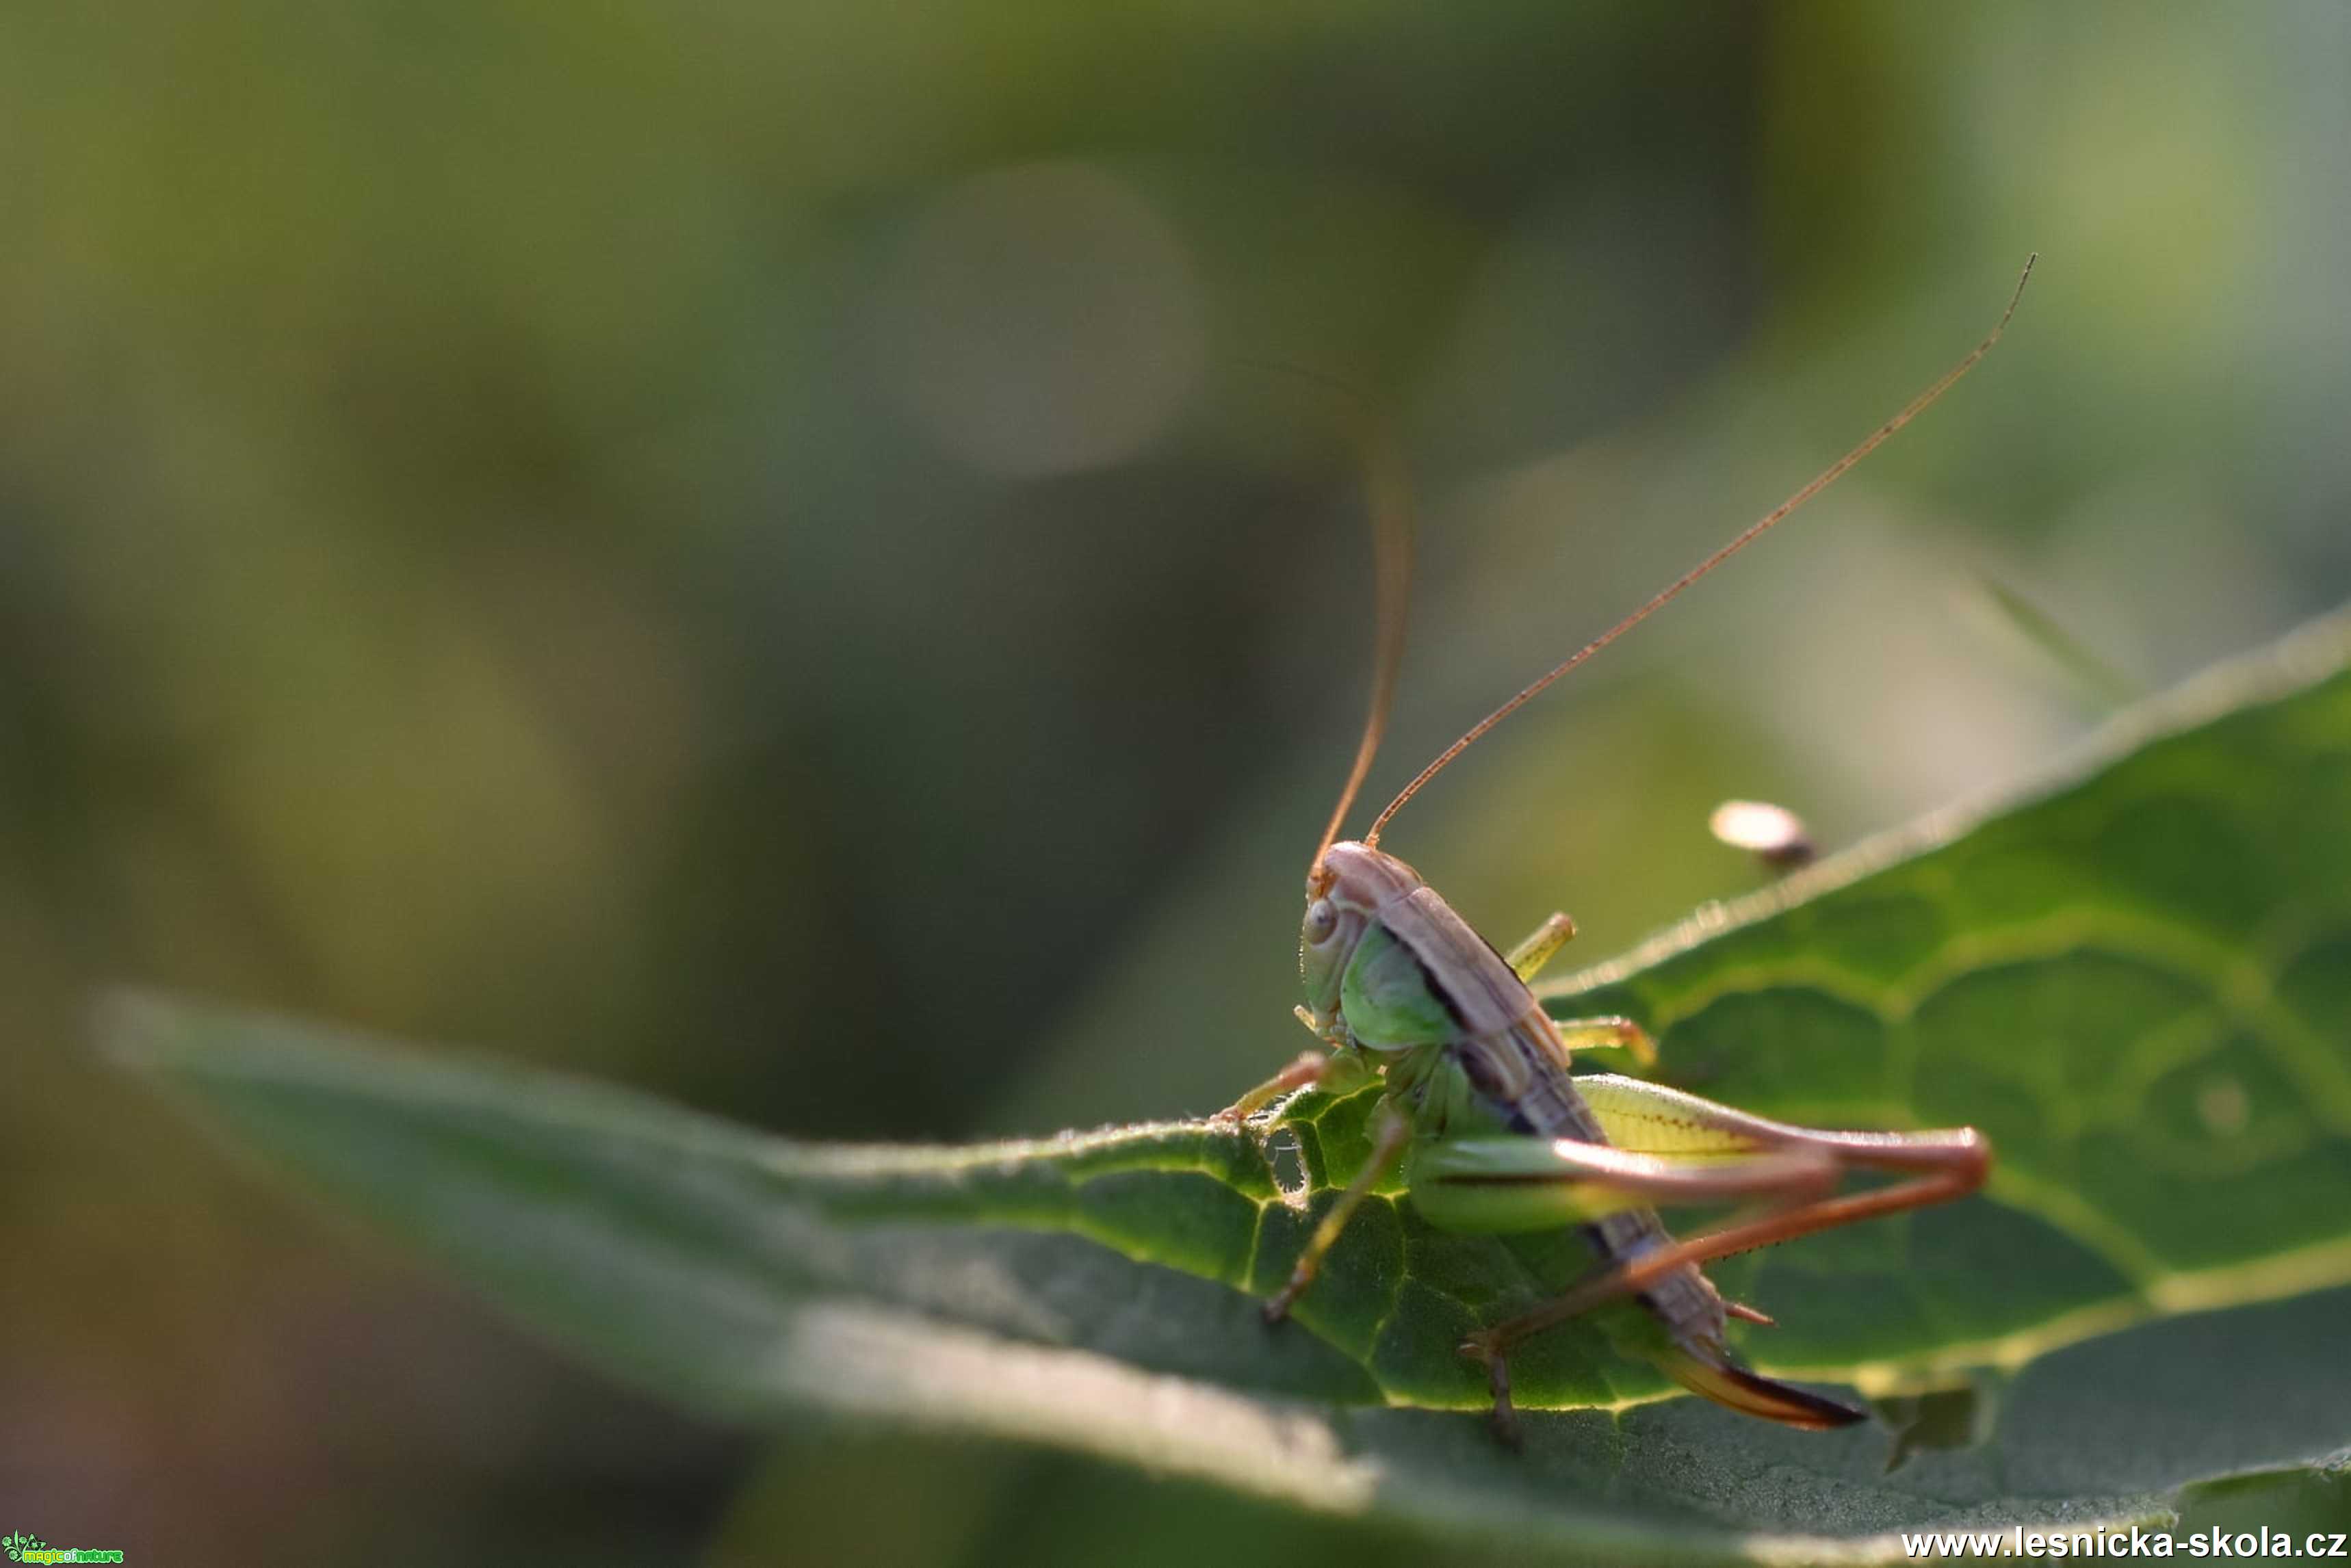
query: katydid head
1298 840 1416 1023
1296 888 1359 1025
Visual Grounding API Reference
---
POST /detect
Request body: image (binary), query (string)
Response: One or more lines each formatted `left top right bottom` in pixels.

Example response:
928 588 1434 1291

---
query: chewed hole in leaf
1264 1124 1310 1209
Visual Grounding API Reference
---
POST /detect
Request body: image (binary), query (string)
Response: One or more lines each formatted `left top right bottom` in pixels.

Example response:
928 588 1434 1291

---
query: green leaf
101 605 2351 1564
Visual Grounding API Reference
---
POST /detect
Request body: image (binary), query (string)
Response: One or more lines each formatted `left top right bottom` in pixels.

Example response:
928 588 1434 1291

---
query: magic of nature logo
2 1532 124 1563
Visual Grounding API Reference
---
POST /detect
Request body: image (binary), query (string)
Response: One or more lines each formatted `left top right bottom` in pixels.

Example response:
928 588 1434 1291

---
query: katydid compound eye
1304 899 1339 944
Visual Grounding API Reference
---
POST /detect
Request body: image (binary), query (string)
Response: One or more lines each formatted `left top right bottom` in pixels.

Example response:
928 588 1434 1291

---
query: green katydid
1218 259 2036 1439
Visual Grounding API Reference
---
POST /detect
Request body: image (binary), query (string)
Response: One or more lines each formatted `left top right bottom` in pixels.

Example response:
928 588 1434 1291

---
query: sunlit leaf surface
105 607 2351 1563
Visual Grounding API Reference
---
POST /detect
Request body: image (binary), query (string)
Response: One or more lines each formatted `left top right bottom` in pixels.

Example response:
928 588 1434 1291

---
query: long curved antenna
1307 423 1412 893
1362 254 2036 849
1229 356 1418 894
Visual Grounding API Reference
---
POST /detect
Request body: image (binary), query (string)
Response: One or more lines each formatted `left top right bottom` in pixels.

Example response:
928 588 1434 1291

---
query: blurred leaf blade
101 603 2351 1563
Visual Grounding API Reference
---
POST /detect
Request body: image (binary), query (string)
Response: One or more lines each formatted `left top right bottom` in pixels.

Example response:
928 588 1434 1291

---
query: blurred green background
5 1 2349 1563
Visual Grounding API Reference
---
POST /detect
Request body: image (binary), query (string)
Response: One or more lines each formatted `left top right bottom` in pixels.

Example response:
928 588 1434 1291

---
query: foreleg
1215 1051 1331 1123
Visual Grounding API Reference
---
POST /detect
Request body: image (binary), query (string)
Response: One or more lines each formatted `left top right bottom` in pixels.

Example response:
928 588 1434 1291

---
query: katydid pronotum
1217 259 2035 1438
